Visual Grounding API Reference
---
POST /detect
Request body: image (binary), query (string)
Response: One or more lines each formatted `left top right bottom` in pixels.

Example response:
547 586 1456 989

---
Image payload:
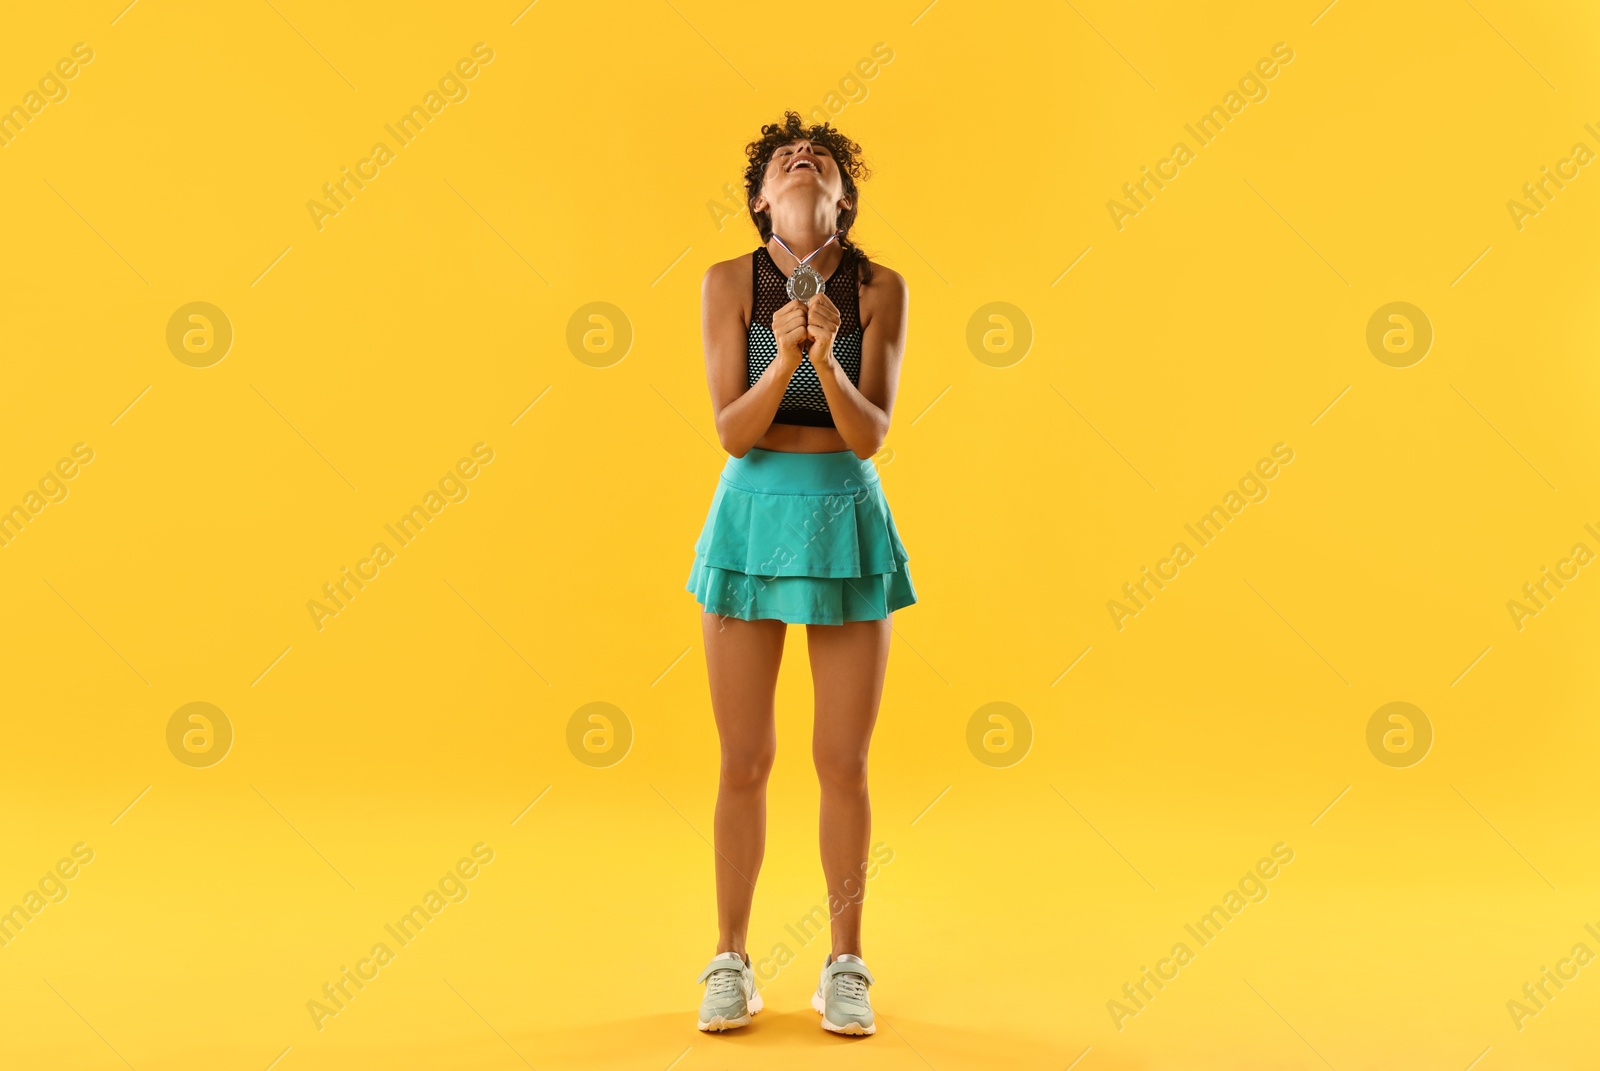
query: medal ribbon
769 230 843 274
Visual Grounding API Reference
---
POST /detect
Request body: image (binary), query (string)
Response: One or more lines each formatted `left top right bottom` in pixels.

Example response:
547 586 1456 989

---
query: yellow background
3 1 1599 1068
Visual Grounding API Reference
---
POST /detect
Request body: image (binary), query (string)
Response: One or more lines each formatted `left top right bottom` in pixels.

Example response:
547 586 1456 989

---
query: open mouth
788 158 819 173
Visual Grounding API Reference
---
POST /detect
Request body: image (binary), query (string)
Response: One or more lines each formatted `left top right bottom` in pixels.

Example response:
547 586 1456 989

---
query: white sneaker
697 951 763 1031
811 953 875 1035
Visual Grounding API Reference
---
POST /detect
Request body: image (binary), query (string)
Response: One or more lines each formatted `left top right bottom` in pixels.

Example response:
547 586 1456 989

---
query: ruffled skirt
686 448 917 625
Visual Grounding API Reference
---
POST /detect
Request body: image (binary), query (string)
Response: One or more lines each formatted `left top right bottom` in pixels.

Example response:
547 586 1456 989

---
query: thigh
806 618 892 757
701 613 787 756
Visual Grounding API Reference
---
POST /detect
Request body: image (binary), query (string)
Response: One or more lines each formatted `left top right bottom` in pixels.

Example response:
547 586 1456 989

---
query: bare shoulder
703 252 753 333
703 252 752 298
859 259 907 328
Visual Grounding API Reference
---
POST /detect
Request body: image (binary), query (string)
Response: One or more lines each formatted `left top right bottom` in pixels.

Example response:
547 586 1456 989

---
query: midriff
754 422 851 453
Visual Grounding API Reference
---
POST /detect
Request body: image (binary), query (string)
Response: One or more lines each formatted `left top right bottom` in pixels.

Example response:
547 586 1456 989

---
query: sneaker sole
698 989 763 1032
810 991 875 1035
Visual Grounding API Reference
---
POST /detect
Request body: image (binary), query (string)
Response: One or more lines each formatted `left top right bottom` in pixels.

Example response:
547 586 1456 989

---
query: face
755 139 849 215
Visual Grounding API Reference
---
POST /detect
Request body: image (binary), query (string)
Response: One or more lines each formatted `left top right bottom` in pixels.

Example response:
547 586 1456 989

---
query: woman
685 111 916 1037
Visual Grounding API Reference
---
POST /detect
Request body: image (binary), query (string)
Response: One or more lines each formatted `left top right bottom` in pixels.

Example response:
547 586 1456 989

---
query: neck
766 203 842 274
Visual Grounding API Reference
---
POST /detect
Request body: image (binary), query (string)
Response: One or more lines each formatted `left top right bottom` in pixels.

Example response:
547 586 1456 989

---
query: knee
720 747 775 792
813 746 869 794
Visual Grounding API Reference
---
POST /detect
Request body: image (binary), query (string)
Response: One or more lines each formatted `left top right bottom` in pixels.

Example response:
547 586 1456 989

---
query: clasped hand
772 293 841 370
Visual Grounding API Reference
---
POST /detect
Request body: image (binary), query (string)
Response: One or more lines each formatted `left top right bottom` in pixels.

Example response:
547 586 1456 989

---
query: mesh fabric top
747 245 862 428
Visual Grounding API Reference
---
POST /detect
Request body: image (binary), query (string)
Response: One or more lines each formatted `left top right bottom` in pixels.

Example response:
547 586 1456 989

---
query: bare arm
805 266 908 460
701 259 810 458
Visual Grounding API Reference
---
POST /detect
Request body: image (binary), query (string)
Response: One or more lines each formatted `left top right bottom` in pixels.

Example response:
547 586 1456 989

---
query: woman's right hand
772 299 810 369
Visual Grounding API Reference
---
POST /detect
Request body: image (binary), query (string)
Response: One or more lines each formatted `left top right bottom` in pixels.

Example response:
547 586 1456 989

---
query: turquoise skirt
686 448 917 625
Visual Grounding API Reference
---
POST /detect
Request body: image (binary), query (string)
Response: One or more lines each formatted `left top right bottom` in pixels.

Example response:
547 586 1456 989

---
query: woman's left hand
804 292 841 368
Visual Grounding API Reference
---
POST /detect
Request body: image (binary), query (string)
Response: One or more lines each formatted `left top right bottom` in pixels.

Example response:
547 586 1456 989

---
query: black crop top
747 244 862 427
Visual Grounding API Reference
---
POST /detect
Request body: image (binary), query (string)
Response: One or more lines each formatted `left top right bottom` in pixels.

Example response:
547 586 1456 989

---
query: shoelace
832 971 868 1004
707 968 741 999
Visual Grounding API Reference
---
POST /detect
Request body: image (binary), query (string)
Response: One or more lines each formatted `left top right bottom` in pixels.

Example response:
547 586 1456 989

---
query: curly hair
743 110 875 284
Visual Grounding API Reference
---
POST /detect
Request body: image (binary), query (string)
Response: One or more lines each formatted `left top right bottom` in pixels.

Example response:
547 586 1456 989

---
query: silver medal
771 229 843 304
787 264 824 302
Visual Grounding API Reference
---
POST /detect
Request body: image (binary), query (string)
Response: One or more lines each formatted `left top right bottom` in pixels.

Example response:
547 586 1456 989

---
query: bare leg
807 616 891 959
702 612 786 959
